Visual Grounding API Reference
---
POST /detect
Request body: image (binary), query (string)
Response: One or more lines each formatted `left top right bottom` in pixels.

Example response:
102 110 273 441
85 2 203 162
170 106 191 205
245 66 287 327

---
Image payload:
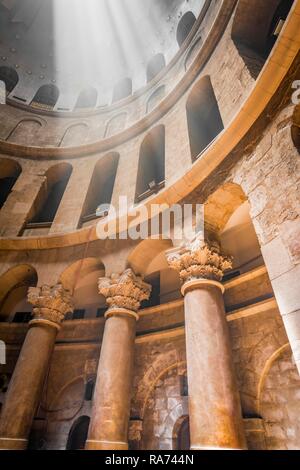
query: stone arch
59 257 105 292
48 376 86 421
6 118 43 145
184 36 203 70
203 182 264 272
146 85 166 113
257 343 290 413
127 239 173 276
0 264 38 322
104 112 127 138
59 257 106 318
0 158 22 210
133 351 186 420
59 122 89 147
186 75 224 162
232 0 294 79
42 376 90 449
204 182 247 236
137 361 188 450
130 238 180 308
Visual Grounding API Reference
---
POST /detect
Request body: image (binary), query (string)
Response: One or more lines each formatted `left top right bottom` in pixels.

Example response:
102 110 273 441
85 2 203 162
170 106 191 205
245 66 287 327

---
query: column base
0 437 28 450
85 439 128 450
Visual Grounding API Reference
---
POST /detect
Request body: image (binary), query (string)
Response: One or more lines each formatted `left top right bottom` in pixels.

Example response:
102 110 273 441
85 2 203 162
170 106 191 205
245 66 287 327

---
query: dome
0 0 204 111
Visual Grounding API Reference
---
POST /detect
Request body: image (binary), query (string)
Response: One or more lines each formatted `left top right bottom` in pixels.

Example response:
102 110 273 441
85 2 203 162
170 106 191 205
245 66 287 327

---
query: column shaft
0 283 73 450
184 283 246 450
0 323 57 450
86 314 136 450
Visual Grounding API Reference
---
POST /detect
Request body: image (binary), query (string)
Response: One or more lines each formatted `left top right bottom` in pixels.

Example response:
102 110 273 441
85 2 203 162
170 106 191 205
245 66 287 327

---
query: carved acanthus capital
28 284 74 326
166 238 232 284
98 268 151 313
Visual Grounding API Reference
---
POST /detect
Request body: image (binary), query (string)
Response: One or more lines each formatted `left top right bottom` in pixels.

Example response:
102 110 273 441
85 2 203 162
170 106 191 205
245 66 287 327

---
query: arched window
232 0 294 78
75 87 98 109
80 153 119 226
0 159 22 210
31 84 60 110
186 76 224 162
112 78 132 103
147 54 166 83
0 66 19 94
177 12 196 47
27 163 72 226
135 125 165 203
66 416 90 450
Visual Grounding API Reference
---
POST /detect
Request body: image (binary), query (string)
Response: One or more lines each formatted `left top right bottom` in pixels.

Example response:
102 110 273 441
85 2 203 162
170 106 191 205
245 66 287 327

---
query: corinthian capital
98 268 151 313
28 284 74 326
166 238 232 284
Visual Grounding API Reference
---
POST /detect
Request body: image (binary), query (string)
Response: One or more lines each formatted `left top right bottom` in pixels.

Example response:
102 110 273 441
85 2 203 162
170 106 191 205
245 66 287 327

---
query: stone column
85 269 151 450
0 284 73 450
167 239 247 450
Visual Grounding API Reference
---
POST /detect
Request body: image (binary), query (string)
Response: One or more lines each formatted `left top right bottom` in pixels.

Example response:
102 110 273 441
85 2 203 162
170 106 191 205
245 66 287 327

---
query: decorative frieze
166 238 232 284
27 284 74 326
98 268 151 313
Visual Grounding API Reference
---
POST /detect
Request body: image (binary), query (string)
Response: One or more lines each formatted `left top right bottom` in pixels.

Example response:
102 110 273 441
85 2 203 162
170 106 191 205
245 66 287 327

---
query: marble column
85 269 151 450
167 238 247 450
0 284 73 450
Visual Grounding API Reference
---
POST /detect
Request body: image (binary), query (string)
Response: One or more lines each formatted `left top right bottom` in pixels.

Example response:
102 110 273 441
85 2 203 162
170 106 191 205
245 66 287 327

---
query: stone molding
166 238 232 284
27 284 74 326
99 268 151 314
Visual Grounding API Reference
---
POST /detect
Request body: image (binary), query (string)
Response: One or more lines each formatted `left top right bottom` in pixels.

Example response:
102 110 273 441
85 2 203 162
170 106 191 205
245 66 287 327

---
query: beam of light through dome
51 0 204 108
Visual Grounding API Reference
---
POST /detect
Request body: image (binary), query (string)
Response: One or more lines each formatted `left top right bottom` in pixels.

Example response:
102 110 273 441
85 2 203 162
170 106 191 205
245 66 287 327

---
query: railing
136 180 165 203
